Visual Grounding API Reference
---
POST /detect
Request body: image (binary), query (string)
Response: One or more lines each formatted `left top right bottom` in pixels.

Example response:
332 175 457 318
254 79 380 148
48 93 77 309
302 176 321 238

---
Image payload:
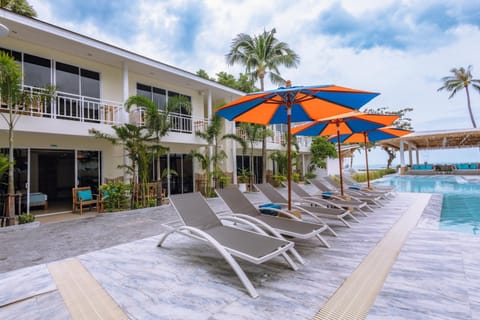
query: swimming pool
373 175 480 235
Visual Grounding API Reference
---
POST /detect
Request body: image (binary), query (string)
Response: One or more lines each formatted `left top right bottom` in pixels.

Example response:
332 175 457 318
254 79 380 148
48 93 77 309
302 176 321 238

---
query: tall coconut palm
438 65 480 128
0 0 37 17
226 28 300 183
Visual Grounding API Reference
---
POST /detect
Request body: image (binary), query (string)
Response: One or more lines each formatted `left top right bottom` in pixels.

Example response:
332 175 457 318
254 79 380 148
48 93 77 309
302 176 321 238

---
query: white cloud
26 0 480 163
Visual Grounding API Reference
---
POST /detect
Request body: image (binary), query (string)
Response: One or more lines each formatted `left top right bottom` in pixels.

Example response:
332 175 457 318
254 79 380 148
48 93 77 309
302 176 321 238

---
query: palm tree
226 28 300 183
0 0 37 17
90 124 155 208
238 123 265 189
195 114 246 188
125 94 191 199
438 65 480 128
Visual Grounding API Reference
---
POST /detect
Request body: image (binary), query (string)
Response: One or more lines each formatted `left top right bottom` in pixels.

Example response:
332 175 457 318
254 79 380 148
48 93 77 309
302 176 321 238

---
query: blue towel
259 203 281 215
349 185 361 190
322 191 333 199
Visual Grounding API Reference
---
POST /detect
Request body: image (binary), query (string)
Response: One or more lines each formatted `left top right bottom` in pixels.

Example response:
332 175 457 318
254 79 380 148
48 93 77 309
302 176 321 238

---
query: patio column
416 148 420 165
408 142 413 167
122 61 130 181
399 140 405 175
232 122 237 184
207 90 214 187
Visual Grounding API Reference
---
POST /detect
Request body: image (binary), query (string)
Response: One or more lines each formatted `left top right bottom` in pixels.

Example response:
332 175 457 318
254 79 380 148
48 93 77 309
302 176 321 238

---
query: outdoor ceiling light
0 23 9 37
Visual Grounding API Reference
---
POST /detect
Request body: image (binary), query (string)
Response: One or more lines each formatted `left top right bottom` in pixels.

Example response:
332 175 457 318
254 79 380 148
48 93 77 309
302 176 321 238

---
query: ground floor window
147 153 193 196
0 148 101 214
236 155 263 184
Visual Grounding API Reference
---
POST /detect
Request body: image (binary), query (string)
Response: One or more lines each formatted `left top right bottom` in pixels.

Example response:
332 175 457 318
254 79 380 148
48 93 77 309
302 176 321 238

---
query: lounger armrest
224 213 288 240
219 215 270 236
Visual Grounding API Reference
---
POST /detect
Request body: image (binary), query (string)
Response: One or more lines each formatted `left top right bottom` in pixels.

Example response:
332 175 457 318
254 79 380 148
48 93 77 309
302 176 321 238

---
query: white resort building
0 9 312 214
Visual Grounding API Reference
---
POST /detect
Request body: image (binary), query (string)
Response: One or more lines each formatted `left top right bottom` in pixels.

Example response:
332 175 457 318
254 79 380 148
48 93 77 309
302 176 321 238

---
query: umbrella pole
336 122 344 196
287 108 292 211
364 132 371 188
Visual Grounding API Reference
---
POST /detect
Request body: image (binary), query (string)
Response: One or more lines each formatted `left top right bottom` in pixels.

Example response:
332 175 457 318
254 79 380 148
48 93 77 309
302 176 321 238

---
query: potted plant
237 168 249 192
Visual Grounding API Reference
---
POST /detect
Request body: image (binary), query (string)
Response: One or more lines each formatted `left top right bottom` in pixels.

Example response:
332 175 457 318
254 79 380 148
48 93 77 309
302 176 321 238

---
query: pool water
373 175 480 235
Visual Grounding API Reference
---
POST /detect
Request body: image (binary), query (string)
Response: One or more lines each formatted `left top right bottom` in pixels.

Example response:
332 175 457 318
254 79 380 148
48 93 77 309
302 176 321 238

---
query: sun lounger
286 181 360 227
323 176 386 205
342 174 395 196
157 192 297 298
254 183 359 226
305 179 372 215
216 187 334 249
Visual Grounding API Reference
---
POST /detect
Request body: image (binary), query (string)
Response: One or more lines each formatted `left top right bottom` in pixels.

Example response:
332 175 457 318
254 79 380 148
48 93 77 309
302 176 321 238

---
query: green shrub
351 169 396 182
18 213 35 224
99 181 131 212
304 172 317 180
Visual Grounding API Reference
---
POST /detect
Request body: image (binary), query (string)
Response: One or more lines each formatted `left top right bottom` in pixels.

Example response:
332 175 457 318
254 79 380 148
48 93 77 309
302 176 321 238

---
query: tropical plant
195 114 246 188
99 181 131 212
18 212 35 224
226 28 300 183
0 0 36 17
309 137 338 171
190 149 214 196
0 52 21 225
238 123 267 186
125 94 190 201
237 167 249 183
438 65 480 128
90 124 155 208
363 107 413 169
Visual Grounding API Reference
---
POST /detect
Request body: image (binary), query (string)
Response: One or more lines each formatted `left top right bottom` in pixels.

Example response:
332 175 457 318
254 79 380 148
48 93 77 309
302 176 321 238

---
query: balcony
235 127 312 152
130 108 209 134
0 86 124 125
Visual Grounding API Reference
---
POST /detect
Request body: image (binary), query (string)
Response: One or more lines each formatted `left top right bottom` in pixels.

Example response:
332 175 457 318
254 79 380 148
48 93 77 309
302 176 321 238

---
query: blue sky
30 0 480 166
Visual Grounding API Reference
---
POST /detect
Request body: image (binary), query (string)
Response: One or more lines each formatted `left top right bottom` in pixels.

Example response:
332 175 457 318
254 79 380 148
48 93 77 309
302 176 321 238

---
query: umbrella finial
286 80 292 87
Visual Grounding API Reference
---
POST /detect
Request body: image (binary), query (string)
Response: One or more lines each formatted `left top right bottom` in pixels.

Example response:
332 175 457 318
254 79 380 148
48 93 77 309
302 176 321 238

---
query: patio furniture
306 179 372 215
325 176 390 203
72 186 100 214
255 183 359 227
215 187 334 249
22 192 48 210
157 192 297 298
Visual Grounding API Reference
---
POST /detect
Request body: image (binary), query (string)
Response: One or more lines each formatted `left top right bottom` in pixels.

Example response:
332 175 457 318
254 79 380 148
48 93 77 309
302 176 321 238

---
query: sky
28 0 480 167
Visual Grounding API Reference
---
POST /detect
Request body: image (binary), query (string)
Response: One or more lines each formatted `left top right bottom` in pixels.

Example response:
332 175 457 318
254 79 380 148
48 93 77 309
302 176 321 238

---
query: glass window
152 87 166 111
81 69 100 99
168 91 191 115
136 83 151 100
56 62 79 94
0 47 21 61
24 53 51 88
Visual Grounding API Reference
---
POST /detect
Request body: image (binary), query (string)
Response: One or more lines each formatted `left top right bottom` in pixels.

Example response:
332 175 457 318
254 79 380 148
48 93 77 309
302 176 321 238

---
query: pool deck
0 186 479 319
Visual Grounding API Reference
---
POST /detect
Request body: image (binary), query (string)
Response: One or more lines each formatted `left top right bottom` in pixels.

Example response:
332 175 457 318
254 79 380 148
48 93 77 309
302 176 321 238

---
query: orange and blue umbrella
216 81 379 209
292 112 398 195
331 127 412 188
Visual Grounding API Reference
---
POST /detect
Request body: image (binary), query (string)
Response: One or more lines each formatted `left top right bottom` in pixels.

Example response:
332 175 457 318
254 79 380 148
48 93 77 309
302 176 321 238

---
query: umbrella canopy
332 127 412 188
216 81 379 209
292 112 398 195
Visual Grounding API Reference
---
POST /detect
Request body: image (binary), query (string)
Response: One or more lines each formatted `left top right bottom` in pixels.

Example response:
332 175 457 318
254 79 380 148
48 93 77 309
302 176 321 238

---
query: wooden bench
72 187 100 214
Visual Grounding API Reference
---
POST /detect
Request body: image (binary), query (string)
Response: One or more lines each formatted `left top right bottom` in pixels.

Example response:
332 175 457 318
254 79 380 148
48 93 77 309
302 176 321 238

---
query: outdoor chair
342 174 396 196
72 186 101 214
254 183 359 227
305 179 372 215
215 187 335 249
322 177 385 206
331 175 394 200
157 192 298 299
286 181 360 227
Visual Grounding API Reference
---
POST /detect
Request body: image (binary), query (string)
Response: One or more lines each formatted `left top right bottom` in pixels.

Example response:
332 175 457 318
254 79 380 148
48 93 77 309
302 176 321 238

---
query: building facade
0 9 311 213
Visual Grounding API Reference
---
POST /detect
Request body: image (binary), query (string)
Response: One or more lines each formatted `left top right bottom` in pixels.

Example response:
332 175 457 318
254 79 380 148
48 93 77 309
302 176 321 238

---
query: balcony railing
0 85 124 125
130 108 208 134
235 127 312 150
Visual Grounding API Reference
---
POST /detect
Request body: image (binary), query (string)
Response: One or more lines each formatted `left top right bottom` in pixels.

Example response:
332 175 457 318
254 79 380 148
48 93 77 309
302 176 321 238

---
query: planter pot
238 183 247 192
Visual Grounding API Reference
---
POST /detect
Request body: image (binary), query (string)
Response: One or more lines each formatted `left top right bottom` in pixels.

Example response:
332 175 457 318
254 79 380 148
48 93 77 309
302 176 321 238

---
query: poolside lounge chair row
159 179 395 298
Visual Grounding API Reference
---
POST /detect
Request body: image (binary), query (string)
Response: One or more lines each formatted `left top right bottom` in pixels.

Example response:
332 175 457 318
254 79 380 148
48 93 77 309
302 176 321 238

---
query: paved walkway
0 189 479 319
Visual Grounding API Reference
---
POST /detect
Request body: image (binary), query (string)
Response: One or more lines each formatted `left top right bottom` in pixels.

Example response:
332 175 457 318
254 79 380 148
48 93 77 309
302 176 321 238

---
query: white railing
55 91 123 124
0 85 124 125
130 108 208 134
